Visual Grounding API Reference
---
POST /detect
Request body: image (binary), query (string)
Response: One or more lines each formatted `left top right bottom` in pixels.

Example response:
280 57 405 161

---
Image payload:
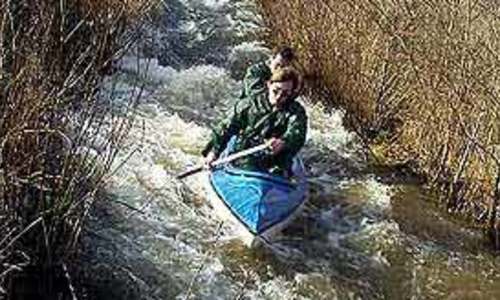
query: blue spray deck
209 138 308 235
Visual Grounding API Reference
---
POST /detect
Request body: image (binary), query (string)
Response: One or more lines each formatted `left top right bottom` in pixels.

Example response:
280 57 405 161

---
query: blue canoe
205 145 308 246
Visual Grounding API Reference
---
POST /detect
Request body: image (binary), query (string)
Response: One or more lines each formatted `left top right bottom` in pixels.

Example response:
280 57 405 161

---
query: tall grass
256 0 500 244
0 0 155 297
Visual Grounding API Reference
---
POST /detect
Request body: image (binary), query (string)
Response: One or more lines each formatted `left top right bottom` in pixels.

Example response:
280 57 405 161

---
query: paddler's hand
268 138 285 155
204 151 217 169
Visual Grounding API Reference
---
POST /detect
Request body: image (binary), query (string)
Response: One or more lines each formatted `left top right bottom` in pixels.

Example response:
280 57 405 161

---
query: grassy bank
0 0 154 298
256 1 500 244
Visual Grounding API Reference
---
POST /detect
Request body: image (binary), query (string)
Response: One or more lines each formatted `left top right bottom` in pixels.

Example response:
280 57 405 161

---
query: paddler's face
269 54 288 72
267 80 294 108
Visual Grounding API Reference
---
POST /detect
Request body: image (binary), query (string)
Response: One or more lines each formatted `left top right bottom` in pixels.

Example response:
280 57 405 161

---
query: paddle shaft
176 142 270 179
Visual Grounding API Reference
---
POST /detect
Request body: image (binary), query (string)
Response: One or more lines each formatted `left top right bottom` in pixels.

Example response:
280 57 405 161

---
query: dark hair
276 46 295 62
270 67 299 90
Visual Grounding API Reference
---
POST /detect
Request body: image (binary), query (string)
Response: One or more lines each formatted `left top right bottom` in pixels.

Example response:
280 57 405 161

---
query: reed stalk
0 0 156 297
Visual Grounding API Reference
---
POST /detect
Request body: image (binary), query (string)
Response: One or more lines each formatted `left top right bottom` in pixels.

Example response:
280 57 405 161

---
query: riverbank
0 1 152 298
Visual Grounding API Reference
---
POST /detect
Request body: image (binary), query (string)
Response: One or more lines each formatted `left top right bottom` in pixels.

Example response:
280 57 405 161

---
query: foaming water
80 0 500 299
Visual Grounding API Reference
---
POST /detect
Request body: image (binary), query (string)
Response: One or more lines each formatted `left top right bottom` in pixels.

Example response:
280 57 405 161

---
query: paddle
176 141 272 179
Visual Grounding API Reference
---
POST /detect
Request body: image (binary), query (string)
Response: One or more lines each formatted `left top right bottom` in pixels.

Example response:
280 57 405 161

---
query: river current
79 0 500 299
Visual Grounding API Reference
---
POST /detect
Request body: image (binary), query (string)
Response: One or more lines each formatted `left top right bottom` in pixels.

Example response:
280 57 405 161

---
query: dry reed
0 0 155 298
256 0 500 245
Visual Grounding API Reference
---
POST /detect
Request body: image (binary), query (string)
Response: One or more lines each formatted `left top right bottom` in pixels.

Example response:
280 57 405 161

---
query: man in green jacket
203 67 307 176
240 47 295 99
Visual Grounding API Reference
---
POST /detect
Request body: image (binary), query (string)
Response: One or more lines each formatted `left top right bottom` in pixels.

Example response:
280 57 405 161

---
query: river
78 0 500 299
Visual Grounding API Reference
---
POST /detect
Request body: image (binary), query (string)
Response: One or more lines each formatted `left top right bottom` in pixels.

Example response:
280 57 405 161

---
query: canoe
204 143 308 247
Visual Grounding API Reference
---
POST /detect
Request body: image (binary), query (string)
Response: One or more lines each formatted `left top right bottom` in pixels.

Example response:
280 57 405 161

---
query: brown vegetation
256 0 500 243
0 0 154 298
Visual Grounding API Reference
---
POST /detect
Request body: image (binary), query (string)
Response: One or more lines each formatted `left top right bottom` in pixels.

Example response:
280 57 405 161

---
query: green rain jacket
239 61 272 99
202 92 307 176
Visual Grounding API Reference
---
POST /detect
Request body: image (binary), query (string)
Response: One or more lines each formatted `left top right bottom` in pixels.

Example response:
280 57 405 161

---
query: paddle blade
176 165 204 179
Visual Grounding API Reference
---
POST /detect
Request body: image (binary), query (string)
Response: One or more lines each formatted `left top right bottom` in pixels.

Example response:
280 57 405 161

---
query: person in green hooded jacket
202 67 307 177
240 47 296 99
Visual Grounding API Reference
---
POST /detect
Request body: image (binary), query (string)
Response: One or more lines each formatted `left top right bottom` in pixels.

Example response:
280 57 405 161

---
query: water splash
79 0 500 299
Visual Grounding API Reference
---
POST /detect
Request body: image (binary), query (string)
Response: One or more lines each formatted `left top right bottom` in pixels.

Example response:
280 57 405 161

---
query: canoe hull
204 159 308 247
